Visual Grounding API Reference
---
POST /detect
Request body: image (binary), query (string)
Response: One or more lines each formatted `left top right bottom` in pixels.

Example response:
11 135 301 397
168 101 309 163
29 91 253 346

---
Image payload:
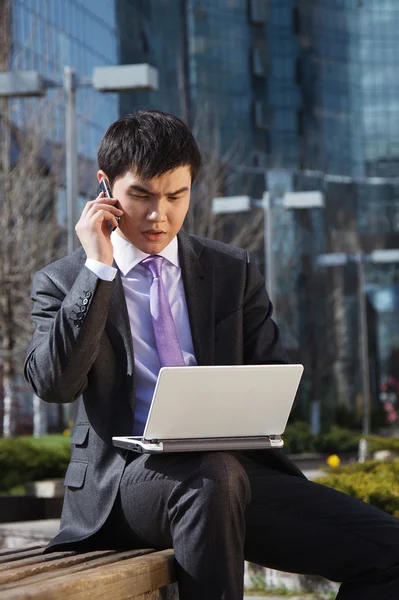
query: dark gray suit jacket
24 231 304 551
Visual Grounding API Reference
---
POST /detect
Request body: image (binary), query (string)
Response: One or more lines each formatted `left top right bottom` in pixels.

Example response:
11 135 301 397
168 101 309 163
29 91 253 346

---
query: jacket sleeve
24 265 114 403
243 252 289 365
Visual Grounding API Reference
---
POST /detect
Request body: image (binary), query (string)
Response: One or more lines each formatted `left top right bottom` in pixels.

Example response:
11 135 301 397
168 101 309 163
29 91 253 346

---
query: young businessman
25 110 399 599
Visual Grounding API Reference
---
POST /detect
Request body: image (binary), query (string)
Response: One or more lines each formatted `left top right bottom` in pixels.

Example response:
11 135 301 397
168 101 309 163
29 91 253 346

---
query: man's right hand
75 192 123 266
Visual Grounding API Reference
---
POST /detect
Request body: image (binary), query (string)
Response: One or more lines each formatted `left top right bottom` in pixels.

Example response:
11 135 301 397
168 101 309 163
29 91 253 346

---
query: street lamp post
64 66 78 255
357 253 371 440
262 192 274 304
0 65 159 254
213 189 324 312
64 63 159 253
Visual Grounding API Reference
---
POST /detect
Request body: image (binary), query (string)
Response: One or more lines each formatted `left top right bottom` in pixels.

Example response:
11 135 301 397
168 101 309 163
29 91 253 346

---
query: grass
21 434 71 447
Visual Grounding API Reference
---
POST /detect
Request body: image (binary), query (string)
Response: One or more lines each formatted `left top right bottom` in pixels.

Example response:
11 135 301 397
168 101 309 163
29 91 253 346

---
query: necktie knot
142 255 164 279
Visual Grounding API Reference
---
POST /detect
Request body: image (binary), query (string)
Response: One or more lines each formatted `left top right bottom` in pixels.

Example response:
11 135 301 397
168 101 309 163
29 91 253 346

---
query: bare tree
185 104 265 254
0 0 66 436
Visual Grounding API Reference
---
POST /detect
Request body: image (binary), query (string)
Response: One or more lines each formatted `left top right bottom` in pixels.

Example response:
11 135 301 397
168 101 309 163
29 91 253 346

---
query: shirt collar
111 231 180 276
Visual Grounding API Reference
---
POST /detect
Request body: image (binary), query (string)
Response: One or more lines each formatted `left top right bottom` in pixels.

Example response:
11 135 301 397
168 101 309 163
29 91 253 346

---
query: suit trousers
94 451 399 600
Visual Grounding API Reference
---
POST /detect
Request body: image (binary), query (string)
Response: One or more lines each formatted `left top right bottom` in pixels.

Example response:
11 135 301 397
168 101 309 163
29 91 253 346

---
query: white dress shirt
85 232 197 434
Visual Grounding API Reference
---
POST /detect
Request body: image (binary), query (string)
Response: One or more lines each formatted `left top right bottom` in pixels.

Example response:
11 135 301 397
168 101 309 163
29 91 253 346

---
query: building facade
289 0 399 419
116 0 272 196
9 0 120 210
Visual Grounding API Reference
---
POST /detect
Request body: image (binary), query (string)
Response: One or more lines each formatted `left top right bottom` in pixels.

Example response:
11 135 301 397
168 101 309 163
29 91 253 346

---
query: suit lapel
105 270 134 377
178 231 215 366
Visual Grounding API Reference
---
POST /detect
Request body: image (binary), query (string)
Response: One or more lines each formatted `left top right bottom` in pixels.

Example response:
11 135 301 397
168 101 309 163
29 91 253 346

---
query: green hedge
0 435 71 493
316 459 399 518
284 422 360 454
284 422 399 456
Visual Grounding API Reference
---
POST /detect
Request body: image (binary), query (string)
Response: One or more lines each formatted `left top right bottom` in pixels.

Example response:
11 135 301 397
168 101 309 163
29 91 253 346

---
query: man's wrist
85 259 117 281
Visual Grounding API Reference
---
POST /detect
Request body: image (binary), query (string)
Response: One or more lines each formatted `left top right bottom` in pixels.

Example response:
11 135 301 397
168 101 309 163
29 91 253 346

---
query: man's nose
146 202 167 221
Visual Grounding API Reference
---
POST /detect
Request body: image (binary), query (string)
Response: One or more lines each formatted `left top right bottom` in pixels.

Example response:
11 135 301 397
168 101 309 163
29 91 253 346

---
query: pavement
0 518 59 549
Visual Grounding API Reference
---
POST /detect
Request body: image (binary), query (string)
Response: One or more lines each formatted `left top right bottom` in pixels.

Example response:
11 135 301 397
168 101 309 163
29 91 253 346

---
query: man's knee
192 452 251 507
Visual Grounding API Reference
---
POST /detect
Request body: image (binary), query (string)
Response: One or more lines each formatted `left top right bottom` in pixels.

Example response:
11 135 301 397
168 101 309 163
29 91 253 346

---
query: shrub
284 422 399 456
315 426 360 454
284 423 360 455
367 435 399 454
283 422 317 454
0 435 70 493
315 459 399 518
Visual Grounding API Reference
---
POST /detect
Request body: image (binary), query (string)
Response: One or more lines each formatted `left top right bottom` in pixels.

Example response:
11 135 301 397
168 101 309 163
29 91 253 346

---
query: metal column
357 253 371 460
64 66 78 255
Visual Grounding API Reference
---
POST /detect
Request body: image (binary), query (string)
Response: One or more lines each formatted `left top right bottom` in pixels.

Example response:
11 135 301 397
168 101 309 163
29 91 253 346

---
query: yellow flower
327 454 340 469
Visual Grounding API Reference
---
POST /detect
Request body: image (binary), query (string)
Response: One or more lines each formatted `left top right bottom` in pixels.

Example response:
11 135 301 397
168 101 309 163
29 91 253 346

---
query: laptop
112 364 303 454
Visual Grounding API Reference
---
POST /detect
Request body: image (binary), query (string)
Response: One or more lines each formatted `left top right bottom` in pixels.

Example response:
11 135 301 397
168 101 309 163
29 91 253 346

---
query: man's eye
168 196 180 201
133 194 149 199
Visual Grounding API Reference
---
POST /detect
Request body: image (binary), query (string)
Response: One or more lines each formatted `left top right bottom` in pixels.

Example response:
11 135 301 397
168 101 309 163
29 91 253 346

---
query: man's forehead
121 166 192 188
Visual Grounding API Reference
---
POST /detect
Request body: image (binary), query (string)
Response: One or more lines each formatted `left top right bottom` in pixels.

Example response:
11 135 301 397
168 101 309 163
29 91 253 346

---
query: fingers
81 192 122 219
85 201 123 221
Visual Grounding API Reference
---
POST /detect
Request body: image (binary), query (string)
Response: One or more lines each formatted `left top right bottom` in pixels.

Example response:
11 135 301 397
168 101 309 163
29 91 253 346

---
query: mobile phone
99 178 120 228
99 178 113 199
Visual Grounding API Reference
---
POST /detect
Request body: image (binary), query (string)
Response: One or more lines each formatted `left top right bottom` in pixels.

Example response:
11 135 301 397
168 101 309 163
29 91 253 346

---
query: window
251 45 267 76
254 100 268 129
248 0 267 25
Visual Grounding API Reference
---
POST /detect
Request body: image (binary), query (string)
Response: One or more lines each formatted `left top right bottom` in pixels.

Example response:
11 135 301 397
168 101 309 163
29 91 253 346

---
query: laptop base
112 435 283 454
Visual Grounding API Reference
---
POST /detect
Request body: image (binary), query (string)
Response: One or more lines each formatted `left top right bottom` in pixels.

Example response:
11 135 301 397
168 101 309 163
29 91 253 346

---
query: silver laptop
112 364 304 453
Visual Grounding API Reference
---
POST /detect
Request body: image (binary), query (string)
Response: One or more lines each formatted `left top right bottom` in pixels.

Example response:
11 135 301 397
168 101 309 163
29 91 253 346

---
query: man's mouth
142 230 166 241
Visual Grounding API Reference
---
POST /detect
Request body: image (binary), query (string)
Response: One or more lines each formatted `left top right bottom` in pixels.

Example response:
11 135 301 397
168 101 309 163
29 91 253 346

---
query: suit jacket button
77 313 84 321
74 320 82 328
85 291 92 298
82 298 89 305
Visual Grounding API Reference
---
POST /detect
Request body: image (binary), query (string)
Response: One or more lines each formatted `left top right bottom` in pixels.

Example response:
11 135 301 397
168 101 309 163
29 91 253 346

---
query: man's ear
97 169 108 184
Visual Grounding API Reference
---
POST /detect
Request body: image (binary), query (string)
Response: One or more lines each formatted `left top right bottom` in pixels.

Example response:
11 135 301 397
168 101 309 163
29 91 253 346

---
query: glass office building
117 0 270 193
298 0 399 178
10 0 120 199
266 0 301 168
289 0 399 414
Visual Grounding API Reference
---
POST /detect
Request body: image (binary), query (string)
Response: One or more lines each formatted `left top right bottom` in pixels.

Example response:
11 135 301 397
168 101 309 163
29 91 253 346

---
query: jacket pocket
70 424 89 447
63 460 88 489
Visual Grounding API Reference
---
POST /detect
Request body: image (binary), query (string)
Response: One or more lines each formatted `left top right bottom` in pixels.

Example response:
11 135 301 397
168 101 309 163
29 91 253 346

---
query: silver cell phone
99 178 120 228
99 178 112 198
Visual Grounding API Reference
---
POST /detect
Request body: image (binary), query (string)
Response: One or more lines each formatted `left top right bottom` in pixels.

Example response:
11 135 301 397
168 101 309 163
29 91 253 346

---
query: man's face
98 166 192 254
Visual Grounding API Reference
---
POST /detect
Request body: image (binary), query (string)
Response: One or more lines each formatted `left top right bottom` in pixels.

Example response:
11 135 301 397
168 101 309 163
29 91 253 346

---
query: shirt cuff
85 259 117 281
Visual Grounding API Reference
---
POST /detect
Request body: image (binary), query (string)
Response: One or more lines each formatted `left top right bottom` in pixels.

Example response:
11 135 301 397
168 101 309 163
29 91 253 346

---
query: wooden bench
0 544 178 599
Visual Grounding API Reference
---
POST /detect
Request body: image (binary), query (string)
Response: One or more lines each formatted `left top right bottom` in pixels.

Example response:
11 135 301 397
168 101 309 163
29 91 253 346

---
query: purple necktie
142 255 185 368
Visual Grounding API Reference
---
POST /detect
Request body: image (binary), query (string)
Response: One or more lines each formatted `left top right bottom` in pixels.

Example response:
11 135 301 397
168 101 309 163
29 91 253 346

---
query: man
25 110 399 600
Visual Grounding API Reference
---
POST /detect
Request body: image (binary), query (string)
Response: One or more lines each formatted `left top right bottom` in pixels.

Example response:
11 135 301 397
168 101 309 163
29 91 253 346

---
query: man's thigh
117 451 248 549
242 455 399 583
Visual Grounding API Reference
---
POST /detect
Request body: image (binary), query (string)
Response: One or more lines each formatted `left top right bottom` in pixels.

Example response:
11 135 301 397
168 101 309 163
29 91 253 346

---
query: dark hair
97 110 201 185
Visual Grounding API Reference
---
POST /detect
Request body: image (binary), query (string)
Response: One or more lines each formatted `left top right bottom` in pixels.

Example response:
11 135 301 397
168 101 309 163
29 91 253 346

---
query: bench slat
0 549 139 584
0 548 154 590
0 548 47 564
0 550 82 574
0 546 42 559
0 549 176 599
